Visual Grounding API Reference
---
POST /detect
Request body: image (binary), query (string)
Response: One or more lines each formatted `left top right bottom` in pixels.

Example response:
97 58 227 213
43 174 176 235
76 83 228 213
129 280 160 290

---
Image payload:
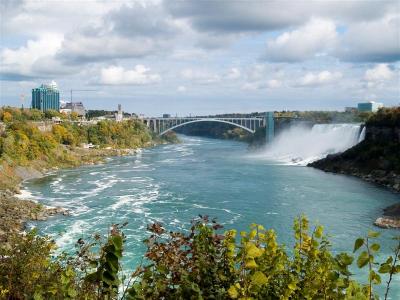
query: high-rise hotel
31 81 60 111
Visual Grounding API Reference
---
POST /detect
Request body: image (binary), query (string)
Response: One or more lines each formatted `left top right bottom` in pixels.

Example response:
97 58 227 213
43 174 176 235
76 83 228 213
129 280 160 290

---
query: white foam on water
191 204 242 225
15 189 39 202
110 187 160 212
254 123 364 166
55 220 89 248
79 175 119 198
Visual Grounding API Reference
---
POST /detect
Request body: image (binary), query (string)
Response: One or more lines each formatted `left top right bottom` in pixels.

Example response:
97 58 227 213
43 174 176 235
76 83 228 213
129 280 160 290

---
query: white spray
259 123 365 165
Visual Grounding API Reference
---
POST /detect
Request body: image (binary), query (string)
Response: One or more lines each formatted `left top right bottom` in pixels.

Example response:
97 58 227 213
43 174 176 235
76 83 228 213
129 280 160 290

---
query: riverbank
309 107 400 228
0 116 179 242
0 145 155 242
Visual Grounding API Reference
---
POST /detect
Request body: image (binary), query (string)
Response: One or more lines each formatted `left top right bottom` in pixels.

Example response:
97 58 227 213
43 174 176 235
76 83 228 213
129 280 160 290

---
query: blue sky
1 0 399 116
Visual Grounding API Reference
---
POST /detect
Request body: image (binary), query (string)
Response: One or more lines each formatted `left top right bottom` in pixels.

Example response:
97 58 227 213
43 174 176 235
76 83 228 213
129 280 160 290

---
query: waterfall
259 123 365 166
358 126 366 143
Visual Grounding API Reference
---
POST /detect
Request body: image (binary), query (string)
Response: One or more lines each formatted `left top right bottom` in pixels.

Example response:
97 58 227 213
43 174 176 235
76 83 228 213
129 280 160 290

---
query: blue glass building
31 81 60 111
357 101 383 112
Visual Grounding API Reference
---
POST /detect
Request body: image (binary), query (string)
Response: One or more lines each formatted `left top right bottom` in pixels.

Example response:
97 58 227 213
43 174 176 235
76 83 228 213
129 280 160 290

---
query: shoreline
0 141 168 243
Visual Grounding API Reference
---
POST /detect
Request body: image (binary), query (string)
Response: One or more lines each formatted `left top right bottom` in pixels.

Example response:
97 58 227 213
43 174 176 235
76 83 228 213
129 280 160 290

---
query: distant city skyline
1 0 399 116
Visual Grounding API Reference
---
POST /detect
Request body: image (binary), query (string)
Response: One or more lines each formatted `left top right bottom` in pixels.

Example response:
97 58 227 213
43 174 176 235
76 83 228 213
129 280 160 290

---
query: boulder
374 216 400 229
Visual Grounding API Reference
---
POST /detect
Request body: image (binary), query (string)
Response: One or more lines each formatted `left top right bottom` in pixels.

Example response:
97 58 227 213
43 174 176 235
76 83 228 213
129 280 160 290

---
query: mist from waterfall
258 123 365 165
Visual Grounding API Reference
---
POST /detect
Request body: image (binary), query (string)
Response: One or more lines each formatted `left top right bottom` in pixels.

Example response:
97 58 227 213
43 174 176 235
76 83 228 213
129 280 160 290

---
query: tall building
31 81 60 111
357 101 384 112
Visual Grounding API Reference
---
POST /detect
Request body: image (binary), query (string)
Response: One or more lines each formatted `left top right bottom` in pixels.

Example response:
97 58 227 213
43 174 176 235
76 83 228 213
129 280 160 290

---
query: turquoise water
23 135 400 297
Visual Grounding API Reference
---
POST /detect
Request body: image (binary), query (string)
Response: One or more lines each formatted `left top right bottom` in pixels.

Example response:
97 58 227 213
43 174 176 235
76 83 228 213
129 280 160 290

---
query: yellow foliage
2 111 12 122
228 285 239 299
245 243 263 258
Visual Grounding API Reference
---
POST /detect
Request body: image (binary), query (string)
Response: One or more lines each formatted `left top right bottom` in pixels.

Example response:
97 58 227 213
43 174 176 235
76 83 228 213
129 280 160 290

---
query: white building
60 101 86 116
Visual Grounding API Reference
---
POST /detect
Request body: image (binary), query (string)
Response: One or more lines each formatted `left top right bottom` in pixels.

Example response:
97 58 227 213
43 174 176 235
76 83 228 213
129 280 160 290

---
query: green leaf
288 282 297 291
85 271 99 283
370 243 380 252
33 292 43 300
357 251 369 268
67 287 77 297
106 252 119 272
353 238 364 252
369 270 381 285
368 230 380 238
378 264 391 274
315 225 323 239
126 287 137 300
245 258 258 269
386 256 393 264
102 270 116 285
252 271 268 286
246 243 263 258
65 267 74 277
112 235 123 250
249 229 257 239
228 285 238 299
338 253 354 266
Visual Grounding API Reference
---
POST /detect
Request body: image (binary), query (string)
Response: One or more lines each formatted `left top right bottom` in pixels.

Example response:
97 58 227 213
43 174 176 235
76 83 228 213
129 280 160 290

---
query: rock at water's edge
374 216 400 229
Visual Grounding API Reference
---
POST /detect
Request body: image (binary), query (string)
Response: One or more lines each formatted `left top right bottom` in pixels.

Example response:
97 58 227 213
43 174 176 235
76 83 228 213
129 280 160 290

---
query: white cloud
99 65 161 85
295 71 342 87
166 1 395 33
240 64 285 90
264 18 337 62
242 79 282 90
181 69 220 84
267 79 282 88
363 64 396 89
337 14 400 62
3 0 125 38
226 68 241 80
52 2 180 64
1 0 399 111
0 34 72 79
177 85 187 92
58 32 166 64
365 64 394 81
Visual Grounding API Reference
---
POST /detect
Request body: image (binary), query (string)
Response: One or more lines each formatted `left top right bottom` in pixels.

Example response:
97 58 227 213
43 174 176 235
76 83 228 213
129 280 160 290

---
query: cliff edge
308 107 400 227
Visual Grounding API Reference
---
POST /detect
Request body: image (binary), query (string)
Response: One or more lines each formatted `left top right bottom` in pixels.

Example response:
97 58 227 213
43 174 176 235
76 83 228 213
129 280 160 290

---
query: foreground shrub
1 216 399 299
129 216 400 300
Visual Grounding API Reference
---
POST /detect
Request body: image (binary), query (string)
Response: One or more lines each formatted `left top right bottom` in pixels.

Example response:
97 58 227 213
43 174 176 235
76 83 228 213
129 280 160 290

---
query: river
21 134 400 297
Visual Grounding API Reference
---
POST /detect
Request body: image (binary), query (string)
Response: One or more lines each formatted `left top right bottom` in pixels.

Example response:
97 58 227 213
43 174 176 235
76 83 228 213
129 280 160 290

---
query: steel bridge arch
159 118 256 136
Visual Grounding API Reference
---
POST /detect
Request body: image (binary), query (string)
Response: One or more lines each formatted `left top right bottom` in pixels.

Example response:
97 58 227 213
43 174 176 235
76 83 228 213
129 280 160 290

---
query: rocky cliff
308 107 400 227
309 125 400 192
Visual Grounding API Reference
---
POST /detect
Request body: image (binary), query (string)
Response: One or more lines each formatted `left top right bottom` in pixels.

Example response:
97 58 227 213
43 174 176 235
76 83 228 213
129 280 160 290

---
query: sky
0 0 399 116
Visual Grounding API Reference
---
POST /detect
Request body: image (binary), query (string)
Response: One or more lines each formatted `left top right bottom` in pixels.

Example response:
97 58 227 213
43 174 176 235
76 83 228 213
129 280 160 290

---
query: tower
265 112 275 143
31 81 60 111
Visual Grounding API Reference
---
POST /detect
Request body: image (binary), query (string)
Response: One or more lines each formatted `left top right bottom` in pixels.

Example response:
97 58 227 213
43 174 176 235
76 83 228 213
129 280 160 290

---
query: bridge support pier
265 112 274 144
153 119 157 133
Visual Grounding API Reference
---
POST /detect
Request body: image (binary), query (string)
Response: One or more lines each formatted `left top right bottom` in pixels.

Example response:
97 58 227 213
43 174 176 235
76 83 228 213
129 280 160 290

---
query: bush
367 107 400 127
1 216 399 299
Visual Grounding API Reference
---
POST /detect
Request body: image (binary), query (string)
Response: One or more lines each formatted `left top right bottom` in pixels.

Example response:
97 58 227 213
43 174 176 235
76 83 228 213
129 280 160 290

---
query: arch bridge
142 112 275 142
